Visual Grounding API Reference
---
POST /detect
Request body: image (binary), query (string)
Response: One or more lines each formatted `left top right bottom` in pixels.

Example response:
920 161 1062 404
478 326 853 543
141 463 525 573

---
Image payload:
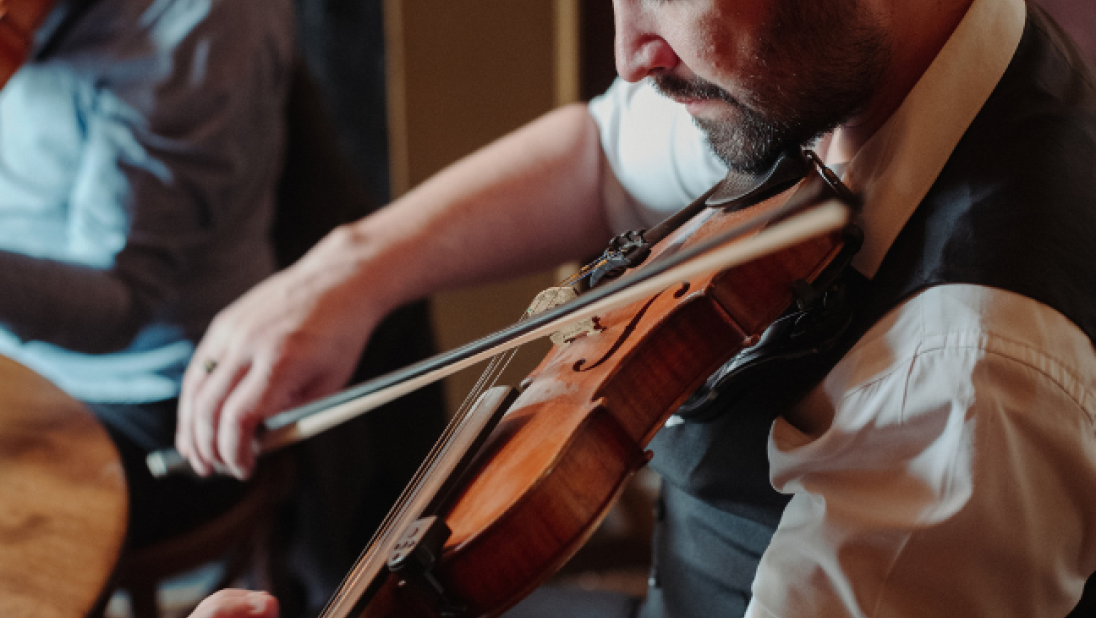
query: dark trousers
85 399 245 550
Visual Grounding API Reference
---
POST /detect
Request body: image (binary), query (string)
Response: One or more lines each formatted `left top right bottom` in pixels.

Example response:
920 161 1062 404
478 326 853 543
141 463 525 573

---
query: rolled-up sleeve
749 284 1096 617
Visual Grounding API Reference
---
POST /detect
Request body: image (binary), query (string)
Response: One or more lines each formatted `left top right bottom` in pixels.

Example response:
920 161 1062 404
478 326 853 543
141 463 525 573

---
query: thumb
188 590 279 618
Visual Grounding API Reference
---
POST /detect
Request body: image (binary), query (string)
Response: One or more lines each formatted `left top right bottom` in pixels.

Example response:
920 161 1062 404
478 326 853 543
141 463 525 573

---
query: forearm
0 250 153 353
294 103 613 319
177 103 616 477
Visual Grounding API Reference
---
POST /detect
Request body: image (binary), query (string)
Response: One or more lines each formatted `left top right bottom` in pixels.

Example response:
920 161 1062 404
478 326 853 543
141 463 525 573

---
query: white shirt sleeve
747 284 1096 617
587 79 728 233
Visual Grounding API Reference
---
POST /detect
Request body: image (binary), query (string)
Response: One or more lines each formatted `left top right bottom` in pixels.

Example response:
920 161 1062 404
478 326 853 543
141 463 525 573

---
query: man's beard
652 75 790 173
652 0 890 173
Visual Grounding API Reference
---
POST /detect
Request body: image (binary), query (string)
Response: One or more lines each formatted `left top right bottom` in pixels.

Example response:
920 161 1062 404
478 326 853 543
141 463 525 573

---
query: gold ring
203 359 218 374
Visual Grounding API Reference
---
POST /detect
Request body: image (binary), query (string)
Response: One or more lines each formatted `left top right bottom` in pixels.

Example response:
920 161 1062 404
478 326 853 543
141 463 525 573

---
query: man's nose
613 1 677 82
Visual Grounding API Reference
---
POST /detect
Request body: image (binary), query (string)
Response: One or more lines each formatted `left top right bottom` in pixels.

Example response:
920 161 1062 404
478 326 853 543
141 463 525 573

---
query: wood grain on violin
328 169 853 618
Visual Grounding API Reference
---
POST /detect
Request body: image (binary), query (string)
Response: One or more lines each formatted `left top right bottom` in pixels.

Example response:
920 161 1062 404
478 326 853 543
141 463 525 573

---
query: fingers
179 332 318 479
178 330 249 477
215 357 293 478
177 348 214 475
187 590 278 618
179 352 276 480
214 345 360 477
198 361 250 475
176 262 381 479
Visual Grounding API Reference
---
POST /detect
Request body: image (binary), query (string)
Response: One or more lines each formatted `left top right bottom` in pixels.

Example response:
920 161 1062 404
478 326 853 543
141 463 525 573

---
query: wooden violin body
343 171 851 618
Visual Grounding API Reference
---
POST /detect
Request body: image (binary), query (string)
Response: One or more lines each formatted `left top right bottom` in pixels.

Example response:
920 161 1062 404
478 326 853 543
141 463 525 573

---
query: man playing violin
179 0 1096 616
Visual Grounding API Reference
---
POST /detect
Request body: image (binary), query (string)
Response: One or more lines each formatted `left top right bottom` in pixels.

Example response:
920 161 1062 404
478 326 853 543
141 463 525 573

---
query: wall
384 0 581 415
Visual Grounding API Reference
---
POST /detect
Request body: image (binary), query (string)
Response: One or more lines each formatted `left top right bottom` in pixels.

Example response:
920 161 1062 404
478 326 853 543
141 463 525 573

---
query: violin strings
318 370 505 618
366 280 554 539
375 321 524 527
446 285 556 425
318 297 548 617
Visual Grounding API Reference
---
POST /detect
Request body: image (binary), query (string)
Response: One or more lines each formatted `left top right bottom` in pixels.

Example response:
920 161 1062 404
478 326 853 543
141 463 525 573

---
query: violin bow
148 194 850 477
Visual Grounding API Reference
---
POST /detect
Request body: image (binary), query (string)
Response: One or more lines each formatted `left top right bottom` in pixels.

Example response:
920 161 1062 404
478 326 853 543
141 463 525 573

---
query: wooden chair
104 457 293 618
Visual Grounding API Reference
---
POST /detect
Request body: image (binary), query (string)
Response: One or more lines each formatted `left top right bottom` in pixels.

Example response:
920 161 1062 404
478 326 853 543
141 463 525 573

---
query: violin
296 150 861 618
145 148 857 616
0 0 58 88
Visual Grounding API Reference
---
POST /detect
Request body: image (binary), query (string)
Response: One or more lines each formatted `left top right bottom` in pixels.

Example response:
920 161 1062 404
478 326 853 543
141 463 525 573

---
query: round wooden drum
0 355 127 618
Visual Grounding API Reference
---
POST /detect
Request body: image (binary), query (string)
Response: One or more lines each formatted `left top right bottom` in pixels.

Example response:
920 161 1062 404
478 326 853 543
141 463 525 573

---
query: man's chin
681 97 738 119
692 122 770 173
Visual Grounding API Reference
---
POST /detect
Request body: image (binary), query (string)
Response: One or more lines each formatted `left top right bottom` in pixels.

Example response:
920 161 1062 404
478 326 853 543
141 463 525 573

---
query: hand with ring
176 230 394 479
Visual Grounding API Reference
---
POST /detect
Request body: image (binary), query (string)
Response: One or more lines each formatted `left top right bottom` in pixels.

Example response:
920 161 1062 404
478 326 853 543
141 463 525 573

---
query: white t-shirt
588 78 726 233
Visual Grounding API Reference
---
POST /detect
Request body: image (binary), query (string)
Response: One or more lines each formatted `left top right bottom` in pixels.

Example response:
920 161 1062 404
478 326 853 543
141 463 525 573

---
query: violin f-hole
573 293 663 373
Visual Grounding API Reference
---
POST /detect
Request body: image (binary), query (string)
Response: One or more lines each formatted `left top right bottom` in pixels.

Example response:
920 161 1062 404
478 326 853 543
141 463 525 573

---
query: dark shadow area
273 4 448 613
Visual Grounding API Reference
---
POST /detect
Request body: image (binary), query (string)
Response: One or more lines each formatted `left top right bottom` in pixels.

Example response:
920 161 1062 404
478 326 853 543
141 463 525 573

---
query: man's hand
187 590 278 618
177 228 385 479
176 105 610 479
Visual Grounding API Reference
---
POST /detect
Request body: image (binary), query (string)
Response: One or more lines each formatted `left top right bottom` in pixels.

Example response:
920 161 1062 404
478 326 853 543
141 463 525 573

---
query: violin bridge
549 317 602 346
526 286 601 345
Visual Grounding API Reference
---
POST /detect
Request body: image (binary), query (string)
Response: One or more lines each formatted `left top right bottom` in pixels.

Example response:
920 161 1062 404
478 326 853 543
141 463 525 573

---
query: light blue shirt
0 0 294 401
